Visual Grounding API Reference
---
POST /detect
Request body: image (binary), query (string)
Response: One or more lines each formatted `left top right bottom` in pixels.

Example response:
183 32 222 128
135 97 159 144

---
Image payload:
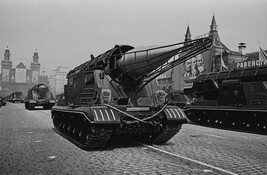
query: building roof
210 14 217 32
246 49 267 60
16 62 27 69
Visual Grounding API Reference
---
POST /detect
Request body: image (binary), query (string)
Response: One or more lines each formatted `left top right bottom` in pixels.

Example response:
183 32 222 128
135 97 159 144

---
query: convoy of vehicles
2 33 265 153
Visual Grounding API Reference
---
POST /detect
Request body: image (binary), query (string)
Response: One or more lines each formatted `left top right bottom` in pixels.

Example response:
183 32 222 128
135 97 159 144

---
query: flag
259 47 267 62
220 46 227 71
221 57 227 71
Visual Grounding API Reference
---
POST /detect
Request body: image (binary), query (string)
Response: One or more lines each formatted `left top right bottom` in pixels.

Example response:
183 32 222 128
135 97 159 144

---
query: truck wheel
25 103 29 109
29 104 35 110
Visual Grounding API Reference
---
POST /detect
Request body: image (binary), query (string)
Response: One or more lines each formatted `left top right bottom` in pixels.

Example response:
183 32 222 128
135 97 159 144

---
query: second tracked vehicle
184 65 267 134
51 37 212 149
25 84 56 110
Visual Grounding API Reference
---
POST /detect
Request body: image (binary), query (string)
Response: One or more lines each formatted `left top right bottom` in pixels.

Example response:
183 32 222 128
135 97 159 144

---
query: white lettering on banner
236 63 240 68
236 60 267 68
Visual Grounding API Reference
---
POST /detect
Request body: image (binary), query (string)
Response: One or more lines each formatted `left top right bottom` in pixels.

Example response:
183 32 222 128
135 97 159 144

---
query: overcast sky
1 0 266 76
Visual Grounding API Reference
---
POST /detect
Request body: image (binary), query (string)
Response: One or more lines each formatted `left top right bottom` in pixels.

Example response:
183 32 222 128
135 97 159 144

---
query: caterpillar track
52 106 187 149
52 111 114 150
132 124 182 145
151 124 182 144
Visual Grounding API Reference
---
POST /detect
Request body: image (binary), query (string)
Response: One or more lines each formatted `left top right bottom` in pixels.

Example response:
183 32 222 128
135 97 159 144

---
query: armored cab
166 90 187 109
51 38 212 149
184 65 267 134
25 84 56 110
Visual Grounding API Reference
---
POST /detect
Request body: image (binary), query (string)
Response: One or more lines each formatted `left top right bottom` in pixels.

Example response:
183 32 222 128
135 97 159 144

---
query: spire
33 48 39 64
184 25 192 44
210 14 217 32
4 44 11 61
31 48 40 74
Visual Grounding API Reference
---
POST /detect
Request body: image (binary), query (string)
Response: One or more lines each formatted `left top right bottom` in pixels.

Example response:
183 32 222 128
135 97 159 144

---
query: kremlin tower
0 47 42 97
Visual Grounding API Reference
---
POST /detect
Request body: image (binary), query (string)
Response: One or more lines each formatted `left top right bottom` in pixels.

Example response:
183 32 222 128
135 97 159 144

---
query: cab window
85 73 95 85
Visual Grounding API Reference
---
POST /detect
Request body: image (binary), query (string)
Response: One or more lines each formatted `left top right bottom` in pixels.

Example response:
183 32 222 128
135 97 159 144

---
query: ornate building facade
157 14 250 91
0 46 47 97
48 66 69 98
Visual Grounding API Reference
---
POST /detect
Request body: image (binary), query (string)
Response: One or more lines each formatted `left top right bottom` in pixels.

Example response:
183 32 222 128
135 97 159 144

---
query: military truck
184 65 267 134
7 91 25 103
25 84 56 110
0 97 6 107
51 37 212 149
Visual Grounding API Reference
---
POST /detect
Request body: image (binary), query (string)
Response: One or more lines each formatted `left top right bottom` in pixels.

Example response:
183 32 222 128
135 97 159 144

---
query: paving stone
1 103 266 174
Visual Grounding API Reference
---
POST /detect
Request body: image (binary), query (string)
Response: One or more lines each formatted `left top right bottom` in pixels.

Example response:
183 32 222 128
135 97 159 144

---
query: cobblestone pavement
151 125 267 175
1 103 266 175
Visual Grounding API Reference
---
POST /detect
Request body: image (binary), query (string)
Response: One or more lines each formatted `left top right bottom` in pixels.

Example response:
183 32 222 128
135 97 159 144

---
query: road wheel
67 124 73 136
78 128 87 144
29 104 35 110
72 127 79 140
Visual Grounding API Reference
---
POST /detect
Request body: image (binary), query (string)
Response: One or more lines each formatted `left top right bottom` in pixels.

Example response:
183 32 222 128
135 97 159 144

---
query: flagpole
220 45 223 71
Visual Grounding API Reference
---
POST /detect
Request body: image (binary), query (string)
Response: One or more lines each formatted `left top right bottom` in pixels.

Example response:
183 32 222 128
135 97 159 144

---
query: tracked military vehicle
51 38 212 149
184 65 267 134
25 84 56 110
